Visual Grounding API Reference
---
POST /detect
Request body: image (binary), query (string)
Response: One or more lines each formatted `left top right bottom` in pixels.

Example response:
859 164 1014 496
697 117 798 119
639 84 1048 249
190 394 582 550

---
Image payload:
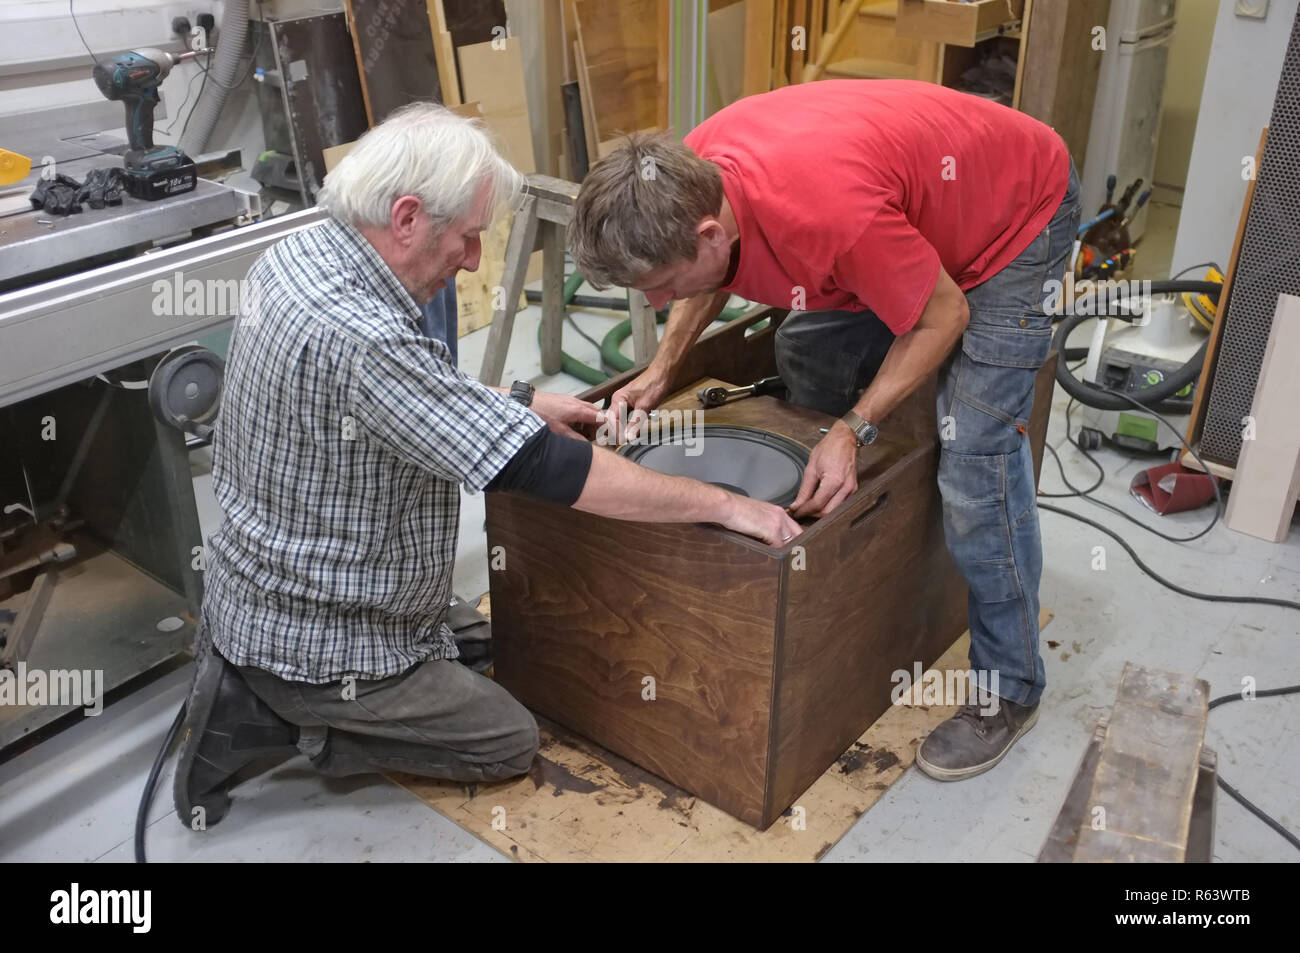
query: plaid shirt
203 217 544 682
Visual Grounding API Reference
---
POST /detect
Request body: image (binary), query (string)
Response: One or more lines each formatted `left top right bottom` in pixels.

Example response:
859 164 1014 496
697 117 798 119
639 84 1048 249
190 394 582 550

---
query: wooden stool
477 173 660 386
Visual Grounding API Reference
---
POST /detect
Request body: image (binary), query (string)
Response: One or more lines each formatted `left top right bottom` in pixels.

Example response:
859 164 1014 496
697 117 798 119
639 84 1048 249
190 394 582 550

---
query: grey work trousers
239 657 539 783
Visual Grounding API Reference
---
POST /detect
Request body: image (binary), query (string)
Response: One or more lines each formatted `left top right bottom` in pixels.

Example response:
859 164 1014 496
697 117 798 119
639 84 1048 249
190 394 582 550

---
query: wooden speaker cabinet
486 309 1056 828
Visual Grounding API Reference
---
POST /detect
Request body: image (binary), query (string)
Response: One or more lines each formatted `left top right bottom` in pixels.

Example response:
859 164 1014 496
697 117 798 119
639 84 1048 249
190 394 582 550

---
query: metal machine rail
0 207 328 409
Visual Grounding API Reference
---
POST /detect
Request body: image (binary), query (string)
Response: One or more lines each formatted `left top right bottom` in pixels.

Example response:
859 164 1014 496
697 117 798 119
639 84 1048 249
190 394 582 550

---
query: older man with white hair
174 103 800 827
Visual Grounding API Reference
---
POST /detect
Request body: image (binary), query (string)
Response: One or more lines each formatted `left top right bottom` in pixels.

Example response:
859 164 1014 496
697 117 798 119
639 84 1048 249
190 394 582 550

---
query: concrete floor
3 204 1297 863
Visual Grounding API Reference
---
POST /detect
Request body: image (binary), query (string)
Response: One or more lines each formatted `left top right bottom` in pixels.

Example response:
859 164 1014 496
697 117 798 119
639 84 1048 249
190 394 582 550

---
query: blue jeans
775 163 1080 706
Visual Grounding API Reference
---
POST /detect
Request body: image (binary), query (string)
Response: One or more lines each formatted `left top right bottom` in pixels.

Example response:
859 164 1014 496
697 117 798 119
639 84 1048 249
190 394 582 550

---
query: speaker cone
619 424 810 507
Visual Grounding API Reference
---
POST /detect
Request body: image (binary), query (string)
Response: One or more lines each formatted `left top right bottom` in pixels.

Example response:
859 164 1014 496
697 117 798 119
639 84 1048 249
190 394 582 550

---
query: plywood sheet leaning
573 0 660 149
742 0 776 96
388 609 1053 862
708 0 749 113
1225 293 1300 540
345 0 444 125
427 0 462 106
446 56 538 340
458 39 538 173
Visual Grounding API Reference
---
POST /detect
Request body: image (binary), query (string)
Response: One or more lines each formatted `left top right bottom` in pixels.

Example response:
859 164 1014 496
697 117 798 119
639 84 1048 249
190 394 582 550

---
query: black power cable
135 700 187 863
1039 398 1105 498
1037 385 1300 851
1037 386 1295 608
1039 393 1220 544
1208 688 1300 852
69 0 99 65
1038 500 1299 611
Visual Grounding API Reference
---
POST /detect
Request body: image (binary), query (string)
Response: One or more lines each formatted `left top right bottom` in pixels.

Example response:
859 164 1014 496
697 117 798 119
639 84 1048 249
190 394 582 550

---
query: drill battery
124 160 197 201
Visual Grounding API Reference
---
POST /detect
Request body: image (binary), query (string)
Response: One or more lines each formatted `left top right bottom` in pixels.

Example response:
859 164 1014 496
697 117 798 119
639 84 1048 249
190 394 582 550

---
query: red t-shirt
683 80 1070 335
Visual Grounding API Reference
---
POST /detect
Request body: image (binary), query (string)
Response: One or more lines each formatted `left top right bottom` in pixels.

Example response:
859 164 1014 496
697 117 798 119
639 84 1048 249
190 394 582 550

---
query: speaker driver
619 424 810 507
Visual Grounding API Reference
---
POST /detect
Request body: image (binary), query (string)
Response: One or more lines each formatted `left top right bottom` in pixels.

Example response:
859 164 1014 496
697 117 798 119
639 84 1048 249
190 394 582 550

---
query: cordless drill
92 48 204 200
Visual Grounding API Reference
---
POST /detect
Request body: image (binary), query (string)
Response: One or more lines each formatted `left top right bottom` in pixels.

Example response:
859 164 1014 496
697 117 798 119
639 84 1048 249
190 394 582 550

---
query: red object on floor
1130 461 1216 515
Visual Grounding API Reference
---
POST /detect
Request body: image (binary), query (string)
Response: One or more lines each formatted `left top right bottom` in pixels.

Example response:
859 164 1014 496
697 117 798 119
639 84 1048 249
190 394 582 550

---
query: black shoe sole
173 650 297 829
174 648 233 829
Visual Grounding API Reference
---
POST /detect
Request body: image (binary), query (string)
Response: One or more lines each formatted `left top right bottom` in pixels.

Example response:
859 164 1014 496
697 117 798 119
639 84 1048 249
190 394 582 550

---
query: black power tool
92 48 205 200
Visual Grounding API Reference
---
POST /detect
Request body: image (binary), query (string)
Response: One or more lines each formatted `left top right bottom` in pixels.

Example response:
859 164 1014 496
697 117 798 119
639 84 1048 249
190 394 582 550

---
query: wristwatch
840 410 879 448
508 380 535 407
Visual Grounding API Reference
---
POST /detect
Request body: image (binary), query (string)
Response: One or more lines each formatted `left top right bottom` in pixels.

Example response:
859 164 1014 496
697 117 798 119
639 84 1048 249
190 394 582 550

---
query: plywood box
486 311 1057 828
487 384 968 828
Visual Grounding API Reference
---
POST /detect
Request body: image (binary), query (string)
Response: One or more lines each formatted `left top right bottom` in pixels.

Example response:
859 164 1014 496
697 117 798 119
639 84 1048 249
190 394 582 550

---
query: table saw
0 125 328 750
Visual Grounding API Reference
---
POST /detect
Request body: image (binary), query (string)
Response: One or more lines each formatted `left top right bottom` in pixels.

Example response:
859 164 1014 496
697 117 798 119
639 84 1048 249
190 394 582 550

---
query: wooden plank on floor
1072 663 1209 863
389 608 1054 861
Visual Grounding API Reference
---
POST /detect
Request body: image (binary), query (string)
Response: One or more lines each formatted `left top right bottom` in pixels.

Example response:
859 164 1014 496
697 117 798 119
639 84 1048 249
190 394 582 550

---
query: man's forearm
852 322 960 425
574 444 734 524
648 290 731 377
851 270 969 427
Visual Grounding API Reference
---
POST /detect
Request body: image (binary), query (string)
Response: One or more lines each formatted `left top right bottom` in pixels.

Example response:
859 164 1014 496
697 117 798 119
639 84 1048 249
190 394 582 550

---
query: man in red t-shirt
571 80 1080 781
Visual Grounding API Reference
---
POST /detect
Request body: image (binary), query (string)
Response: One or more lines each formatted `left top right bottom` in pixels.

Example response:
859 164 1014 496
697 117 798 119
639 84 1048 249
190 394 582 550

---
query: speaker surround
619 424 809 507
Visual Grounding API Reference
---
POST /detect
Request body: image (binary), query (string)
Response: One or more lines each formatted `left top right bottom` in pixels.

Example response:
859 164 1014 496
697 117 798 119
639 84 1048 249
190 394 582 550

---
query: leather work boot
174 644 298 828
914 698 1039 781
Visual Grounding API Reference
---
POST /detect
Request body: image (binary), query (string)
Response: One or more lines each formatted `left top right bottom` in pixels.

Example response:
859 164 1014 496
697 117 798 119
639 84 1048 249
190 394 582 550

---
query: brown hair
569 131 723 289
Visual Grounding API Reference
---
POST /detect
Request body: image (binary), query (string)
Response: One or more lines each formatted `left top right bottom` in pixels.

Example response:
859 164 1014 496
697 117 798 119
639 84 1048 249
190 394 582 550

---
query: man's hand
789 422 859 518
531 391 605 440
603 367 670 444
721 494 804 547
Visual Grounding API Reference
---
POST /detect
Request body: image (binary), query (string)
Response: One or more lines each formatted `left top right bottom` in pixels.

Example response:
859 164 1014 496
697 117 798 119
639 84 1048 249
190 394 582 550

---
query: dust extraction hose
1052 280 1221 413
180 0 250 157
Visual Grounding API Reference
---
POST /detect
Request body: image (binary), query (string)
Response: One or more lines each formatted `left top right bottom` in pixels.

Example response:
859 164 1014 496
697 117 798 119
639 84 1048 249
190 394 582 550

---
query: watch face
851 421 877 446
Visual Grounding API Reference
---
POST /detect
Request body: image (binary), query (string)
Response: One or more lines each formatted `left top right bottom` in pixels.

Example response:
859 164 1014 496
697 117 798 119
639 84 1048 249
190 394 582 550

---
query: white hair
317 102 523 230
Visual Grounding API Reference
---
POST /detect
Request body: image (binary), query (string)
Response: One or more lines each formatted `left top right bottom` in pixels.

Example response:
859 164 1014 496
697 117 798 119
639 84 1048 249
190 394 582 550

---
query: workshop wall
1170 0 1299 278
1152 0 1216 191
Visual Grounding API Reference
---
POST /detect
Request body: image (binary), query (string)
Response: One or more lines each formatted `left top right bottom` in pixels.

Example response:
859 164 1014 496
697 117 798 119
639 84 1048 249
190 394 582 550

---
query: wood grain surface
387 608 1055 861
491 333 1059 827
488 495 782 825
488 378 955 826
771 443 967 822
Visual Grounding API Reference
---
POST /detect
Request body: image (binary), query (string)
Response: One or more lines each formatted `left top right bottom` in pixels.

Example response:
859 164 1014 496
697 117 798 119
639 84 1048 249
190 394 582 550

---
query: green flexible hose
539 271 759 381
535 271 605 385
599 305 763 373
598 303 759 374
